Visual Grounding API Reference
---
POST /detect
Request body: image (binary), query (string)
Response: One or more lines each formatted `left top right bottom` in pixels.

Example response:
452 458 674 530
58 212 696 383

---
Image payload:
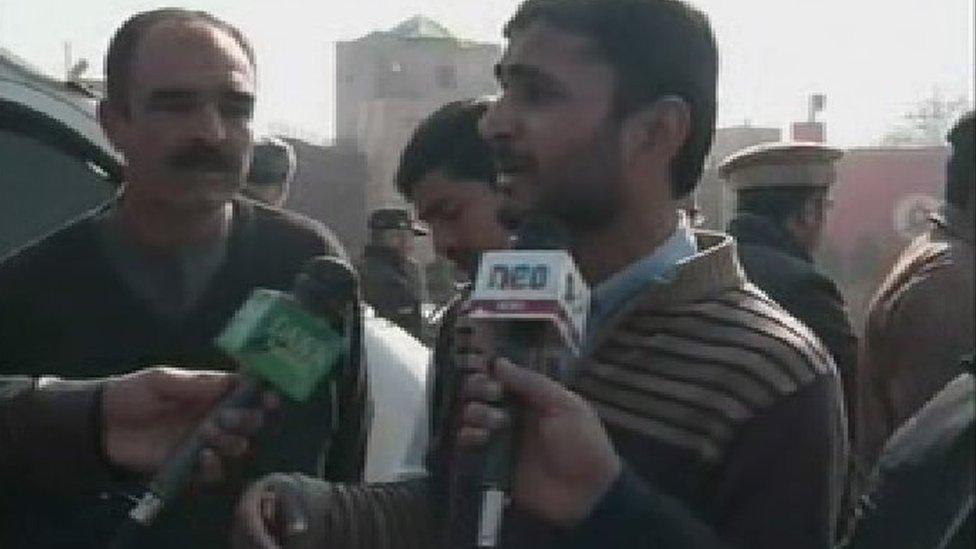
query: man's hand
232 473 321 549
457 357 622 528
102 366 278 480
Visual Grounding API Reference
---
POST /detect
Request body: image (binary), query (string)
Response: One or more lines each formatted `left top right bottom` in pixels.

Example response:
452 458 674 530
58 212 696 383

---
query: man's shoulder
891 228 959 281
852 372 976 546
880 372 974 472
738 241 821 284
630 283 832 378
585 284 837 463
874 229 972 320
237 198 348 261
739 243 845 308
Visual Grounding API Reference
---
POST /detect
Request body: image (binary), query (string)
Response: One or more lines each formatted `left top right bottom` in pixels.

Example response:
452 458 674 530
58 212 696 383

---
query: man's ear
619 96 691 167
97 99 126 153
788 197 819 240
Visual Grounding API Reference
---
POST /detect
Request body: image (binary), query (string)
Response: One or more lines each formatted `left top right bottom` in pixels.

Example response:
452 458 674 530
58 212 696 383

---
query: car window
0 128 114 257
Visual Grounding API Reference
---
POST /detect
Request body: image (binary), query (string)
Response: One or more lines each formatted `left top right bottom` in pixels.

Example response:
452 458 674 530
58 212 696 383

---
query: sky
1 0 973 146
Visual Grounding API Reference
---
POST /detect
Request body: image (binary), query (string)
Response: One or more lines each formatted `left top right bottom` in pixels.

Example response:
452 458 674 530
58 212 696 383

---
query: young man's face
412 170 510 275
481 21 626 232
101 20 256 212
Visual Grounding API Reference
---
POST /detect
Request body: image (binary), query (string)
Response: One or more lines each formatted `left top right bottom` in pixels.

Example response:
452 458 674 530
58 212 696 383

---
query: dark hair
395 99 496 200
504 0 718 199
104 8 256 112
736 187 822 226
946 110 974 208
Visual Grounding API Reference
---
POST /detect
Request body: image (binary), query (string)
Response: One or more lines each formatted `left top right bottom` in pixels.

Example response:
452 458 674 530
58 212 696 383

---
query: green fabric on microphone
216 288 345 402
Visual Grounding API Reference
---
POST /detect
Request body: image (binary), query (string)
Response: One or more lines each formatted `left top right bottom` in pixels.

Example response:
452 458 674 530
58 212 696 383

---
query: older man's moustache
491 152 534 179
168 150 236 172
491 148 521 167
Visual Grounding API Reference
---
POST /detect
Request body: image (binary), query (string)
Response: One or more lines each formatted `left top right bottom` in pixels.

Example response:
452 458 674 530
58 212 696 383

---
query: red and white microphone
464 217 590 547
467 248 589 368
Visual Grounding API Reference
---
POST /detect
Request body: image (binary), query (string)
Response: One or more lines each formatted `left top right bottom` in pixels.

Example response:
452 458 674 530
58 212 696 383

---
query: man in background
362 207 429 340
857 110 975 471
720 142 858 425
242 135 296 207
395 99 511 280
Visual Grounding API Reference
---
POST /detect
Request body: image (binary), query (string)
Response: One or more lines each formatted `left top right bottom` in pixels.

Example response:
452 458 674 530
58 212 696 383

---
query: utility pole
63 41 72 80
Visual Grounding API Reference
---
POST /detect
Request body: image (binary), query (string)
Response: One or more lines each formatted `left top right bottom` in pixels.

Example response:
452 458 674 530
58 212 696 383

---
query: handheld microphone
112 256 359 547
466 217 590 548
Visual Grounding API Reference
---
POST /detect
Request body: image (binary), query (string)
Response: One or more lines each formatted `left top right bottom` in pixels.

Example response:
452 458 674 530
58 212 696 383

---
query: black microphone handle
472 217 574 547
475 323 547 548
111 377 261 548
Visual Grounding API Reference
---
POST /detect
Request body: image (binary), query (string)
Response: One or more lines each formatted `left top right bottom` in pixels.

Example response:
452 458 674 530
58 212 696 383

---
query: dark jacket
567 467 728 549
0 376 108 493
0 198 368 548
573 361 975 549
541 360 975 549
362 244 425 341
729 213 858 423
843 359 974 549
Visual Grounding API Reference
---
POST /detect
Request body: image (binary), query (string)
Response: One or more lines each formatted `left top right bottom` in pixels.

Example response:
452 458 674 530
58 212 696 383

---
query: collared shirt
585 211 698 347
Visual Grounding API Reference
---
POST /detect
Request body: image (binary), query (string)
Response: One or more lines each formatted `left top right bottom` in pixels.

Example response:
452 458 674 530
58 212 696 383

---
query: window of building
435 65 457 90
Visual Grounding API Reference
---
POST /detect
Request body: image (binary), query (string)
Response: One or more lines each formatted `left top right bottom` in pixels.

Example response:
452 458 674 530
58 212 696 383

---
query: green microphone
112 256 358 547
215 286 345 402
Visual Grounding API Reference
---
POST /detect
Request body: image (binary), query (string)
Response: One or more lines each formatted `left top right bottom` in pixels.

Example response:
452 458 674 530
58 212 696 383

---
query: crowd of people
0 1 972 548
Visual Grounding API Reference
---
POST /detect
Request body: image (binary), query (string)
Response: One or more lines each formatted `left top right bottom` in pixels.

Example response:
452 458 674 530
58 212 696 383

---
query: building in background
792 93 827 142
335 16 500 238
331 16 500 301
279 139 369 257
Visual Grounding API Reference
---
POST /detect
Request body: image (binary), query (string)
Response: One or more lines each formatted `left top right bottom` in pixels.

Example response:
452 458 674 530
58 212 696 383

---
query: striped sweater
567 230 847 548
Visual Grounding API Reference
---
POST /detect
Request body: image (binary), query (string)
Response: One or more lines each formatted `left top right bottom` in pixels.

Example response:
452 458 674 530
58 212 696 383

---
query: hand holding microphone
101 366 277 480
457 357 621 528
460 216 591 546
113 256 359 547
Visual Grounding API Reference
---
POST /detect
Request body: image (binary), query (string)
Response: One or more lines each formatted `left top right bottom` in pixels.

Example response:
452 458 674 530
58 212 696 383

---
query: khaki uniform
856 205 975 470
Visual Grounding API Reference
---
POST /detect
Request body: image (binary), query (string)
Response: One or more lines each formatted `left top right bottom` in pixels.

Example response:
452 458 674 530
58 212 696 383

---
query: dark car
1 49 121 258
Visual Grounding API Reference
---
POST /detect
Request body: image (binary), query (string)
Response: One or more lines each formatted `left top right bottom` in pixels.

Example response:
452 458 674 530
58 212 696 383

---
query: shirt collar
586 211 698 343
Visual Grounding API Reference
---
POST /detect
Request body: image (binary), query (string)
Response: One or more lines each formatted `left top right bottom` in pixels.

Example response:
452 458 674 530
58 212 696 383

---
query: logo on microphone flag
469 250 590 356
215 289 344 401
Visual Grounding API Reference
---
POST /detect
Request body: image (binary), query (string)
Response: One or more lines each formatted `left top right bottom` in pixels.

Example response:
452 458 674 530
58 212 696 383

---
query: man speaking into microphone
0 8 367 548
470 0 845 547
